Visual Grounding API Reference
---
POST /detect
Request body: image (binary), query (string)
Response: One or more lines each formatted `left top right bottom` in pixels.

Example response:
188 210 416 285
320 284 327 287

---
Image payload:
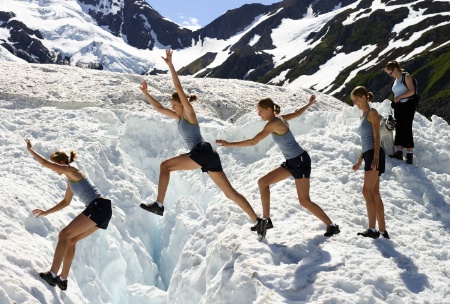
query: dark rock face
0 12 56 63
77 0 193 49
178 52 218 76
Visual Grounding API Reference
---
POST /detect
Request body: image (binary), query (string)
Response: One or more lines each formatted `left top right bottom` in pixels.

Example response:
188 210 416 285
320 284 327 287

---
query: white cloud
178 15 201 30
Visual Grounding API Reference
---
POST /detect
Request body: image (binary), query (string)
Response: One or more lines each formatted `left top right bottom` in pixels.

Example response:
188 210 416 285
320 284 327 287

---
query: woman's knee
58 228 72 242
160 160 172 172
258 176 270 188
298 197 312 208
362 187 375 199
68 238 79 246
223 188 241 201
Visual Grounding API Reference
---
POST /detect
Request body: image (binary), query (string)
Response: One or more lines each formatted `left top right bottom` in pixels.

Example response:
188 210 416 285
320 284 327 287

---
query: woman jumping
25 139 112 290
139 49 266 239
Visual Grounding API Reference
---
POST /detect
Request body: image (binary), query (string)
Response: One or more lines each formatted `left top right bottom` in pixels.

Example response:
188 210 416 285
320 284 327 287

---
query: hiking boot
140 202 164 216
380 230 390 239
357 229 380 239
406 153 413 164
251 217 273 231
324 224 340 237
56 276 68 291
39 271 56 287
390 150 403 160
254 217 267 240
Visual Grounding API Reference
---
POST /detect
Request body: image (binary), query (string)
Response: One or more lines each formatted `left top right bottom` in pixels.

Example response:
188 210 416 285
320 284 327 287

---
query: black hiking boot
255 217 267 241
357 229 380 239
56 276 68 291
251 218 273 231
390 150 403 160
406 153 413 164
380 230 390 239
324 224 340 237
140 202 164 216
39 271 56 287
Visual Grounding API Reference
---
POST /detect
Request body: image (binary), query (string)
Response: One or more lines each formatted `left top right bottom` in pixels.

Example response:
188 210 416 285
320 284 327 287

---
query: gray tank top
178 116 204 150
271 118 304 160
360 108 374 153
392 73 409 103
67 177 103 206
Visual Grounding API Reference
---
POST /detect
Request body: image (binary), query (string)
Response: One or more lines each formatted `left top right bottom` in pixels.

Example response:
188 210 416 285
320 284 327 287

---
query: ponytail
50 150 77 164
385 60 402 72
351 86 374 102
171 92 198 103
258 97 281 115
69 151 77 163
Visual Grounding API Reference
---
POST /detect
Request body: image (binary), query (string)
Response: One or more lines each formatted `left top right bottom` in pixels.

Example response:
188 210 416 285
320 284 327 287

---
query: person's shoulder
271 117 286 126
368 108 380 122
369 108 379 117
402 71 412 78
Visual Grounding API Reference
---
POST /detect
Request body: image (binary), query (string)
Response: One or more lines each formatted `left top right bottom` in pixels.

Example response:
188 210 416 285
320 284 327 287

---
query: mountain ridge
0 0 449 121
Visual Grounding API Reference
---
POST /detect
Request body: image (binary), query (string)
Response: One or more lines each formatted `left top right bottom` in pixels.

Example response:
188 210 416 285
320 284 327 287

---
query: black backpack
401 72 421 108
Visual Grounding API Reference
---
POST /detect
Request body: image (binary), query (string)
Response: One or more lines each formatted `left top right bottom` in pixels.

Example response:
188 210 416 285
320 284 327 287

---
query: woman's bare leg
372 176 386 231
157 154 200 203
295 178 332 226
59 225 99 279
50 214 97 275
257 167 291 218
362 170 380 229
208 171 257 222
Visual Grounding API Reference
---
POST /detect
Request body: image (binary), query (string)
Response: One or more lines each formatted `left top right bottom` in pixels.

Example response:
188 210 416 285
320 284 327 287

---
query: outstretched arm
216 122 274 147
140 80 179 120
281 95 317 121
25 139 66 174
32 185 74 218
162 49 197 123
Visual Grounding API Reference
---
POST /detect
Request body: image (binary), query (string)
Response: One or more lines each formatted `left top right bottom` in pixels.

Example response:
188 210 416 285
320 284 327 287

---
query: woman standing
25 139 112 290
385 60 416 164
139 49 266 239
216 96 340 238
351 86 389 239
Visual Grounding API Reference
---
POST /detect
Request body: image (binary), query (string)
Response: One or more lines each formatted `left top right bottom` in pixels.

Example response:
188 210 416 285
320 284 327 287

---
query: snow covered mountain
1 0 449 122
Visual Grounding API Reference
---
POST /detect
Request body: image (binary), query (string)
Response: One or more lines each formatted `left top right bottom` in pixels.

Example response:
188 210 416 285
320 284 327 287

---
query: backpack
401 72 421 108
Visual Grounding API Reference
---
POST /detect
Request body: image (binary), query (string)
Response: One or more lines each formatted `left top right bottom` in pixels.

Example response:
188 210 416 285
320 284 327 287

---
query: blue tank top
178 116 205 150
360 108 374 153
392 73 409 103
67 177 103 206
271 118 304 160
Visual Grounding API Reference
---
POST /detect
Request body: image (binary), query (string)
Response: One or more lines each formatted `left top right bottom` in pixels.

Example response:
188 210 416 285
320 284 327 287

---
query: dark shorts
82 198 112 230
281 151 311 179
363 148 385 176
188 142 223 173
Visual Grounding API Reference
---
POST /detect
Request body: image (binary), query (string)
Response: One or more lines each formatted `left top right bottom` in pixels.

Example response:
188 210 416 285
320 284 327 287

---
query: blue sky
147 0 280 29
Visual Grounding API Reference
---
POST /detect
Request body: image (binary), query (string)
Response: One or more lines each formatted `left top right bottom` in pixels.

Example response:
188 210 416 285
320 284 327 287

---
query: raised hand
161 49 173 65
308 94 317 106
140 80 148 93
24 138 32 151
